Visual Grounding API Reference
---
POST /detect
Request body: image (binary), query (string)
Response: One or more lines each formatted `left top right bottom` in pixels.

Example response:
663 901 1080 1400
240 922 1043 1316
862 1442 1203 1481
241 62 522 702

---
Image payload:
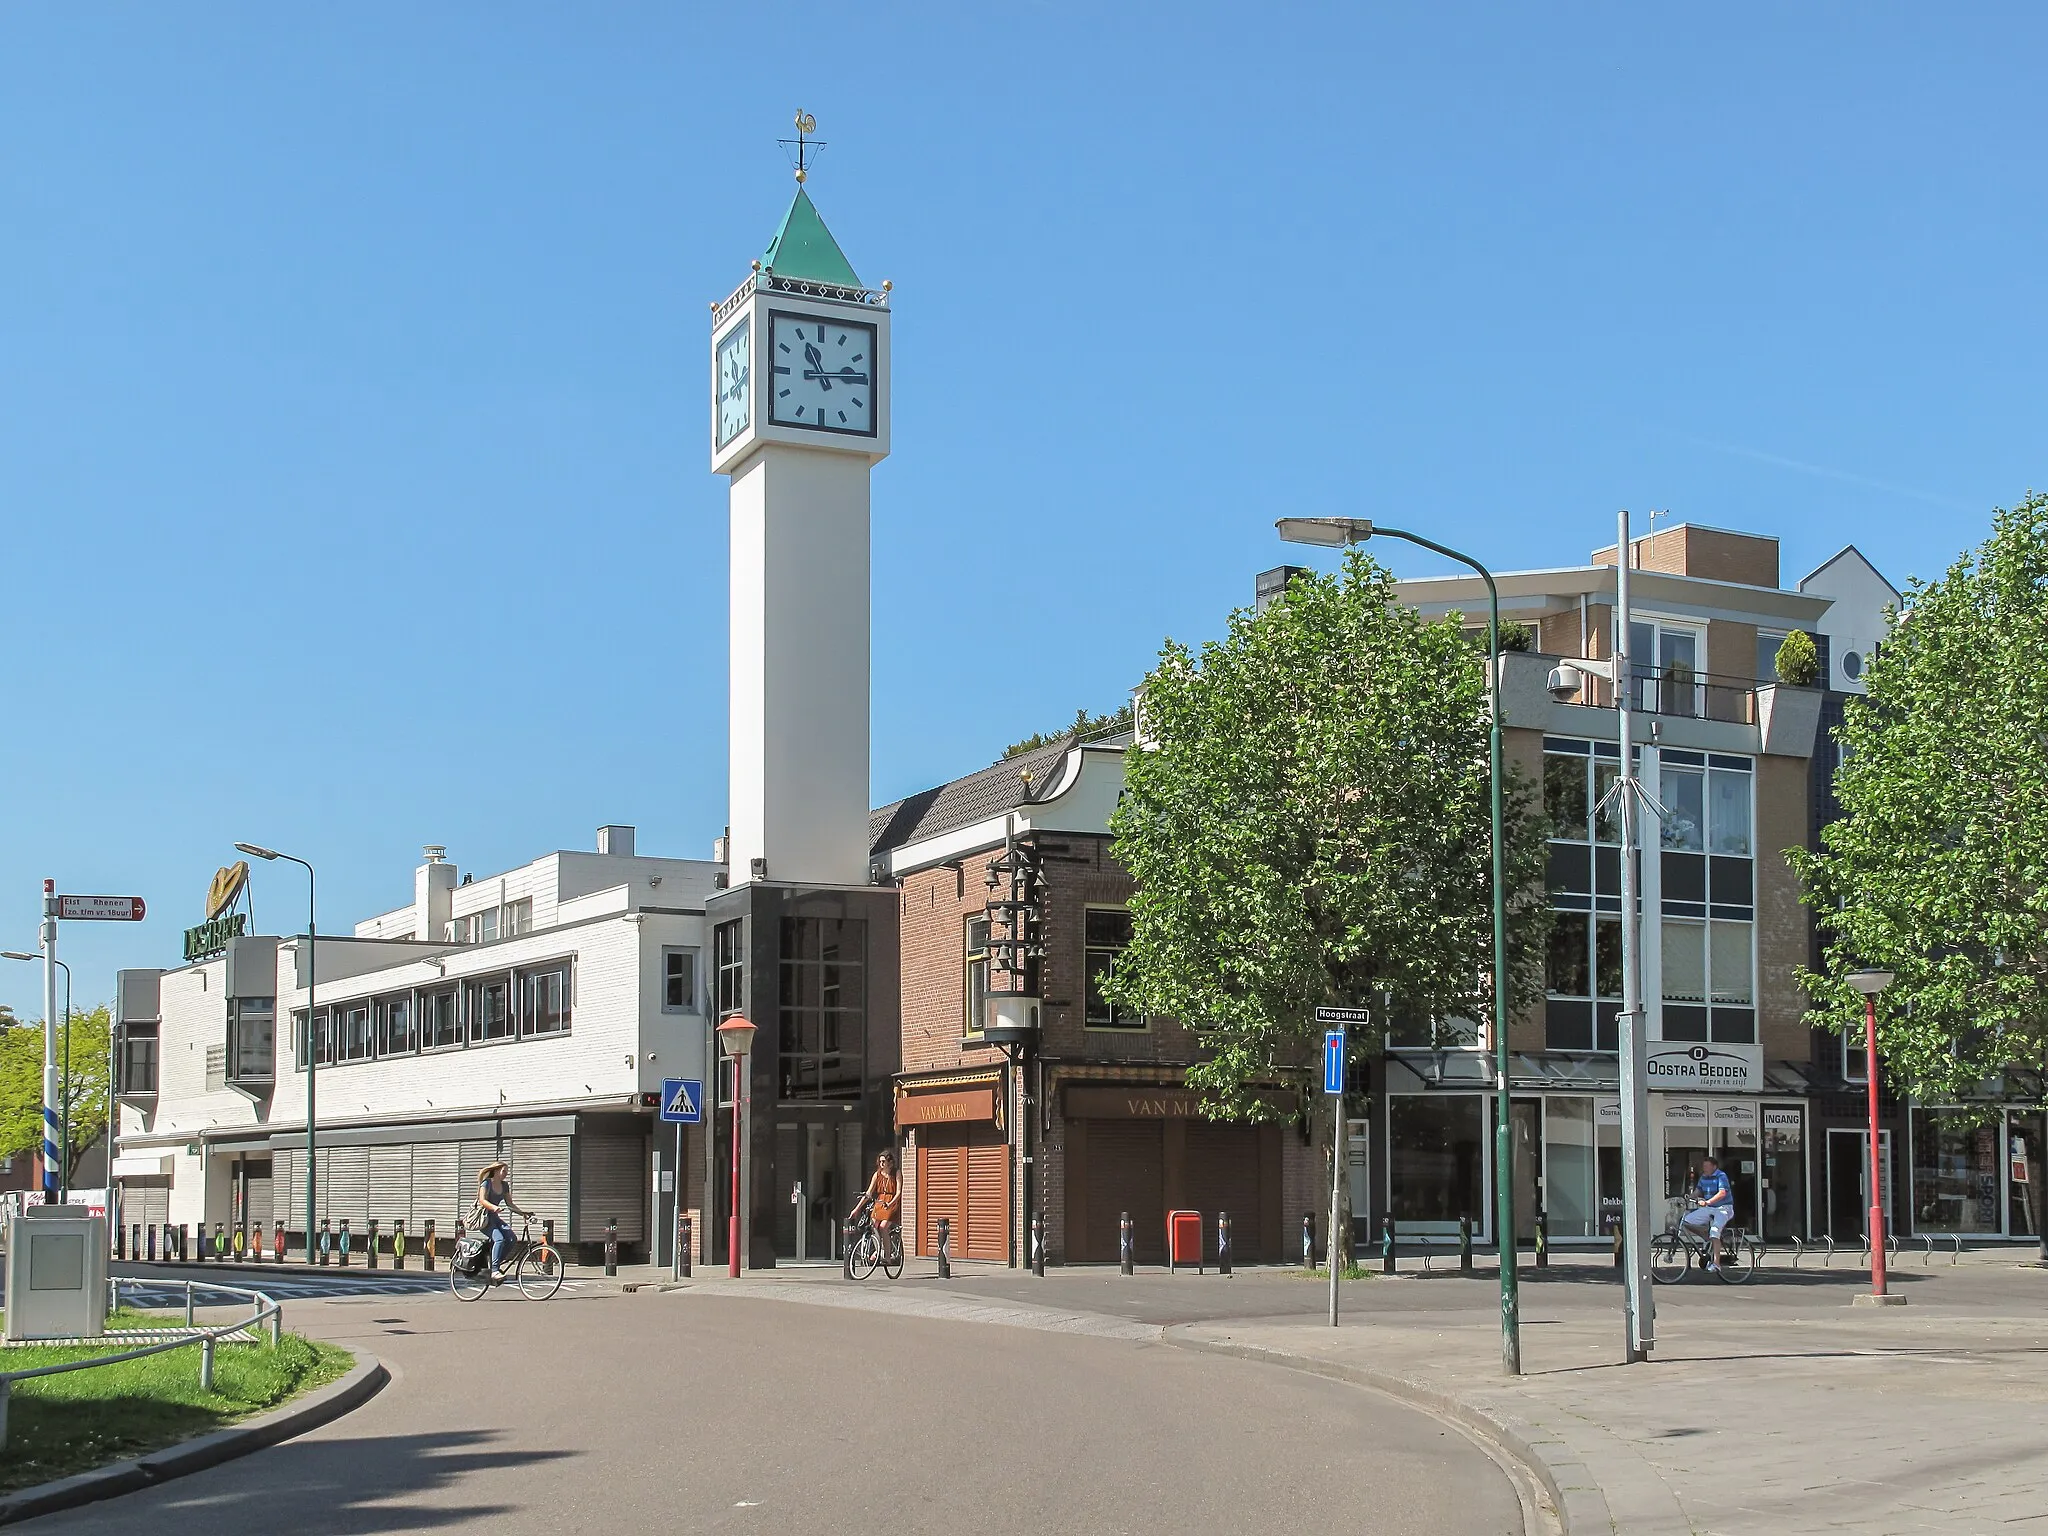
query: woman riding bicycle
857 1151 901 1260
475 1160 533 1283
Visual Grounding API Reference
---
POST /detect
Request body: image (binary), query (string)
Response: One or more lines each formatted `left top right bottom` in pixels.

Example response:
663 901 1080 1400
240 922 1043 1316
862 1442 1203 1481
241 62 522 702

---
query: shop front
1908 1105 2048 1244
899 1075 1008 1264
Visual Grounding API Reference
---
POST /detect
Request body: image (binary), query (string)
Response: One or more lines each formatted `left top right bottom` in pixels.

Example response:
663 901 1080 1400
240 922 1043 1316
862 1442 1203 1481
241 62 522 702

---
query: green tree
1105 552 1550 1263
1774 628 1820 687
0 1004 112 1183
1791 493 2048 1103
1003 702 1135 760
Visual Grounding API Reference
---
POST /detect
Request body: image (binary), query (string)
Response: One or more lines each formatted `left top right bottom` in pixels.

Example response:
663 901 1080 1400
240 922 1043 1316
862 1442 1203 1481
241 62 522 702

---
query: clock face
768 311 876 436
715 319 751 447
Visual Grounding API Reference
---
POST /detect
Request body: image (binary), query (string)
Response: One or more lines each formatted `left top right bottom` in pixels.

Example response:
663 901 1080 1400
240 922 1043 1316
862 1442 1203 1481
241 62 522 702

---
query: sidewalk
1173 1261 2048 1535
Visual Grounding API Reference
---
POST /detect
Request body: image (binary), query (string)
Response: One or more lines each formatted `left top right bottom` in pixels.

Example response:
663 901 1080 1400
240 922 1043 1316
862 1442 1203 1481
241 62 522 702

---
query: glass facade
1387 1095 1486 1227
1911 1109 2003 1233
1543 738 1623 1052
777 916 865 1101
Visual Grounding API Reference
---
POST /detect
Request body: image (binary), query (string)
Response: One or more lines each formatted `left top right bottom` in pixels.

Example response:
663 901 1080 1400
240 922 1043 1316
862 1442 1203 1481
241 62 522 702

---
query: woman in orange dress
863 1151 901 1259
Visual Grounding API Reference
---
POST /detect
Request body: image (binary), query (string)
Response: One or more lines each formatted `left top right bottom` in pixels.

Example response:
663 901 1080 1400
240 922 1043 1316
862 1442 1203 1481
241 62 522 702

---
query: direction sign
57 895 146 922
659 1078 703 1124
1314 1006 1373 1027
1323 1031 1346 1095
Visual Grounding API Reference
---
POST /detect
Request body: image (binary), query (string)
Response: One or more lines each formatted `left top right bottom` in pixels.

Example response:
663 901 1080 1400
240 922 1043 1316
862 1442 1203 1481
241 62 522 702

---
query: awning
111 1153 171 1178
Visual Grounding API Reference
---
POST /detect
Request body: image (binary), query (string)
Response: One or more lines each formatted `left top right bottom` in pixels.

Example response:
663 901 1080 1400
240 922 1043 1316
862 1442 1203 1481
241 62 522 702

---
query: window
505 898 533 937
1757 631 1787 683
227 998 275 1080
420 987 460 1050
520 964 572 1037
335 1002 373 1062
1628 619 1704 716
377 994 414 1056
963 916 990 1037
777 917 865 1100
714 920 745 1019
1388 1094 1486 1226
474 908 500 944
662 948 700 1013
465 975 512 1043
118 1023 160 1094
1084 907 1140 1029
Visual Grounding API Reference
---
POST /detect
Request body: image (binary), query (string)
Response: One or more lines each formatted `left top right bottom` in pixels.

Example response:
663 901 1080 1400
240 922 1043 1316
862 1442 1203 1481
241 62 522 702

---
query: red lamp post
717 1013 758 1279
1845 970 1899 1306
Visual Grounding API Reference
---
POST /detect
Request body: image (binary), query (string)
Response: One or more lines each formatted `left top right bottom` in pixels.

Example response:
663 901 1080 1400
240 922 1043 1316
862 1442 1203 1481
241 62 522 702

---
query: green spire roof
760 187 862 288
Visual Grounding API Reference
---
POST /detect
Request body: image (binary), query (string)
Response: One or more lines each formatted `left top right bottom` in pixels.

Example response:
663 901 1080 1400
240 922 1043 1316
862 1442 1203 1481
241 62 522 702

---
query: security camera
1546 664 1584 703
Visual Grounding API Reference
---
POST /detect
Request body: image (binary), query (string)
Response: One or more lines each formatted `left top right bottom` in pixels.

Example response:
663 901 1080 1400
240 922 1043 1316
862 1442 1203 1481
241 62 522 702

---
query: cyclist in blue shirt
1681 1155 1735 1272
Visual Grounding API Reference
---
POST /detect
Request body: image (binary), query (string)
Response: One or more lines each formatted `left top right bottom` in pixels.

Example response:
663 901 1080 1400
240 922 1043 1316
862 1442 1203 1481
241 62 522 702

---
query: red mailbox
1168 1209 1204 1273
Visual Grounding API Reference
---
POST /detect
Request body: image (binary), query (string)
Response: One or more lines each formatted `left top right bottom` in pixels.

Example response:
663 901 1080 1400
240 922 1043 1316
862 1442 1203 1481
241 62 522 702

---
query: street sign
1323 1031 1345 1095
1314 1006 1373 1027
660 1078 703 1124
57 895 146 922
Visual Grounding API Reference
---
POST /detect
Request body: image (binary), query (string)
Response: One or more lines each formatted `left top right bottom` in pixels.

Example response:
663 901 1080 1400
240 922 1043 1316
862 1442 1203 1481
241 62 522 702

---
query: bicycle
843 1201 902 1281
451 1214 565 1301
1650 1199 1758 1285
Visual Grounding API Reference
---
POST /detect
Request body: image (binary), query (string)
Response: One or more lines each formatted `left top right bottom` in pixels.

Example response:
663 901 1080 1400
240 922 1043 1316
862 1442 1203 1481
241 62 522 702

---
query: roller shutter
121 1180 171 1229
917 1136 961 1257
575 1131 647 1243
916 1124 1009 1262
325 1146 371 1231
368 1146 413 1226
410 1142 460 1234
507 1136 571 1232
1078 1121 1165 1264
272 1150 296 1234
242 1161 274 1231
456 1140 498 1224
1184 1122 1267 1262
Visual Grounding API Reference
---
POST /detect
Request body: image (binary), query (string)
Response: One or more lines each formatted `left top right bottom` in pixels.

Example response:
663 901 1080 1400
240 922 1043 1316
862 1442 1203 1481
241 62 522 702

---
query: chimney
598 825 636 857
416 847 458 943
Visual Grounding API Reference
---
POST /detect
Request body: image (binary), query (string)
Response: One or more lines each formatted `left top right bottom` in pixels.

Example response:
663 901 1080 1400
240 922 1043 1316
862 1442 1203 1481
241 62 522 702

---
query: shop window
1546 1097 1599 1238
1911 1109 2001 1233
1387 1095 1486 1226
963 916 989 1037
420 987 460 1050
376 994 414 1056
520 964 572 1038
662 948 699 1013
2008 1115 2046 1241
466 976 512 1044
1084 907 1141 1030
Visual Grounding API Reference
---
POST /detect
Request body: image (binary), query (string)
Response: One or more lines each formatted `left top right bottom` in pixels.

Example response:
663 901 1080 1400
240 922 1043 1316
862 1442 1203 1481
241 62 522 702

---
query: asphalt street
24 1278 1523 1535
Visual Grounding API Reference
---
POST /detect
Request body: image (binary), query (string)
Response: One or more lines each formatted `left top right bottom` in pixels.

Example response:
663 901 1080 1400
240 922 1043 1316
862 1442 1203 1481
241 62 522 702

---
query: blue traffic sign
660 1078 703 1124
1323 1031 1345 1095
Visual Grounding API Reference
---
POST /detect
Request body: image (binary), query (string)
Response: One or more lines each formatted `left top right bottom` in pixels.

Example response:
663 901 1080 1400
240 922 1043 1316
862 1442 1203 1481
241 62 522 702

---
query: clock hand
803 369 870 385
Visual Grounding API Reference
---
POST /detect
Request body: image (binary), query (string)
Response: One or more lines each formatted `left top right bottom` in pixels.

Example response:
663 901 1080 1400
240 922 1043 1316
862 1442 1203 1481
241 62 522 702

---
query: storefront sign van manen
1645 1041 1761 1093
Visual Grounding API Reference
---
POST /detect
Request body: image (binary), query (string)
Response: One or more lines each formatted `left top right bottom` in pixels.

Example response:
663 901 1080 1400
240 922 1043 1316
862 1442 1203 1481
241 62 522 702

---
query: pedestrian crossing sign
660 1078 703 1124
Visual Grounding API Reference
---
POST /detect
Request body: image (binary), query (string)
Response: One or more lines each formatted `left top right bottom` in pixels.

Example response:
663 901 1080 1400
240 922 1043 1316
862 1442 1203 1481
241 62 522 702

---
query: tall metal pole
56 962 71 1204
297 862 317 1265
40 881 59 1203
1615 510 1657 1362
1865 993 1888 1298
1328 1076 1343 1326
728 1050 746 1277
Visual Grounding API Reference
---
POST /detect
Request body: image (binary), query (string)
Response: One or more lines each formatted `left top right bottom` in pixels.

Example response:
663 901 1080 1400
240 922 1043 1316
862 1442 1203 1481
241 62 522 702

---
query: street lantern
717 1013 758 1278
236 843 317 1263
1844 969 1902 1307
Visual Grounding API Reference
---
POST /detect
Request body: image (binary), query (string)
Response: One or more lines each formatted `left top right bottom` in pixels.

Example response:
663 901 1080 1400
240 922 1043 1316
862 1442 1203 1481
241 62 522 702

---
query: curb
1164 1330 1609 1534
0 1350 387 1527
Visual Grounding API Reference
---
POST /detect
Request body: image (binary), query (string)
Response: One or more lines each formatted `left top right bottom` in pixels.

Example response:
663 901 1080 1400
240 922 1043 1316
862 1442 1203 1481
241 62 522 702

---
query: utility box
3 1206 109 1342
1167 1209 1204 1273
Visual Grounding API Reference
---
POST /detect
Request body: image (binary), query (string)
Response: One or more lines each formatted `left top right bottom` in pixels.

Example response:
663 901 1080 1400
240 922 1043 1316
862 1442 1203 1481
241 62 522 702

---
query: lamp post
717 1012 758 1278
1276 515 1519 1376
1844 969 1901 1306
1 951 67 1199
235 844 315 1262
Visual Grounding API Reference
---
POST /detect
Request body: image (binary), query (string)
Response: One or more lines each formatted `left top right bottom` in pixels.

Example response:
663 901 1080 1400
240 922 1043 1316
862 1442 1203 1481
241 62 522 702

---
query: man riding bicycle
1681 1154 1735 1273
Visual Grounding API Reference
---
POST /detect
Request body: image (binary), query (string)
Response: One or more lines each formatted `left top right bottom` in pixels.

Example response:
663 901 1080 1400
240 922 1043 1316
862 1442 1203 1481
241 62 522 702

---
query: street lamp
1 952 67 1200
716 1012 758 1278
1276 515 1521 1376
235 844 316 1263
1844 969 1902 1307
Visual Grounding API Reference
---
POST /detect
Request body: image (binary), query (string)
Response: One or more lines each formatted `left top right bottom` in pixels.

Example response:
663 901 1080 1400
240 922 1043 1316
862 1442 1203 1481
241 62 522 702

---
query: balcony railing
1546 655 1758 726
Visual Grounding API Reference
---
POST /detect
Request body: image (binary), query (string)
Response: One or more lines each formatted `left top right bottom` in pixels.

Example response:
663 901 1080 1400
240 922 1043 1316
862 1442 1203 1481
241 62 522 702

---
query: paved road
25 1283 1524 1535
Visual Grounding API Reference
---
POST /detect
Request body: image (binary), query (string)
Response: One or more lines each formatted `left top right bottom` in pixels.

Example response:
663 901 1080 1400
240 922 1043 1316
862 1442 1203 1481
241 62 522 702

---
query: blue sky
4 6 2043 1017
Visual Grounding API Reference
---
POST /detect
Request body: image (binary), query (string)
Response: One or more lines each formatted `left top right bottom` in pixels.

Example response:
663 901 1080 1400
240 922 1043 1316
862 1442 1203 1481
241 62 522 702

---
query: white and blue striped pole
40 879 59 1203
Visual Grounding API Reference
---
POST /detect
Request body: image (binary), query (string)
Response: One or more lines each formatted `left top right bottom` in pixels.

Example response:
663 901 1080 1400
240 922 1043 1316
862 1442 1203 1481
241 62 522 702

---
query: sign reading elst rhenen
57 894 146 922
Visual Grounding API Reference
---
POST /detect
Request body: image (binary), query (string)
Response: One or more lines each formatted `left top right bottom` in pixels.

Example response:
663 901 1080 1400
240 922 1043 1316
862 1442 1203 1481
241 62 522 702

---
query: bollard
1218 1211 1233 1277
252 1222 265 1262
393 1219 407 1270
1536 1209 1549 1270
1303 1210 1315 1269
1381 1212 1396 1275
184 1281 195 1327
115 1223 126 1261
234 1224 247 1260
605 1216 619 1277
1459 1214 1474 1275
339 1218 353 1268
423 1217 437 1272
200 1334 215 1393
936 1216 953 1279
148 1223 159 1263
1031 1213 1045 1277
1120 1211 1135 1276
1612 1215 1625 1269
273 1223 286 1262
679 1214 692 1279
319 1218 332 1266
367 1218 380 1269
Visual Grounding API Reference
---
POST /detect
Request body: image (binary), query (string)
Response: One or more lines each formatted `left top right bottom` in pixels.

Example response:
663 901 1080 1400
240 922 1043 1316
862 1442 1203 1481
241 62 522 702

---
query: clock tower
704 127 901 1271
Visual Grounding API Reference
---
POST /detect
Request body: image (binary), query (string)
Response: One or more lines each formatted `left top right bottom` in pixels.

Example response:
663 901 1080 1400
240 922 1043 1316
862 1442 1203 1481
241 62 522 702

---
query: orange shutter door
964 1127 1010 1262
918 1133 965 1257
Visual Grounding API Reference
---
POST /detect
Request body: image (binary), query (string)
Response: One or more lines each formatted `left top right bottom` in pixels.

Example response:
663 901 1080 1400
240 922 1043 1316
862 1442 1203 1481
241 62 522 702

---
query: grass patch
1290 1263 1377 1281
0 1323 353 1494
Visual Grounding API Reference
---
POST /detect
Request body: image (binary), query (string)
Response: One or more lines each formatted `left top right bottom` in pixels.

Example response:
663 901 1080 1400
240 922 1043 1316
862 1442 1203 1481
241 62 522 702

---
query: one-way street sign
659 1078 703 1124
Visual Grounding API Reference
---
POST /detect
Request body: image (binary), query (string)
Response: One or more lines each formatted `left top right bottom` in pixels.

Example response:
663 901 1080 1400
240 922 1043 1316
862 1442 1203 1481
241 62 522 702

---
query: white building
112 828 720 1264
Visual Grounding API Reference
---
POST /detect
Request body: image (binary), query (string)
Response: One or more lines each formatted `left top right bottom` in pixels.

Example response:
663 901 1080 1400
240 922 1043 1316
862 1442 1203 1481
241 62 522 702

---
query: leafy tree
1774 629 1820 687
1792 493 2048 1104
1105 552 1550 1263
0 1003 111 1183
1002 702 1135 760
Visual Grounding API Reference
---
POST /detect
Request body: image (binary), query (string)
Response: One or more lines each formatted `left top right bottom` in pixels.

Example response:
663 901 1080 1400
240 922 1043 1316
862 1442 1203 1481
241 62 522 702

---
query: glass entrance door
1760 1105 1805 1241
2006 1112 2045 1243
1511 1099 1542 1248
1826 1128 1893 1241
